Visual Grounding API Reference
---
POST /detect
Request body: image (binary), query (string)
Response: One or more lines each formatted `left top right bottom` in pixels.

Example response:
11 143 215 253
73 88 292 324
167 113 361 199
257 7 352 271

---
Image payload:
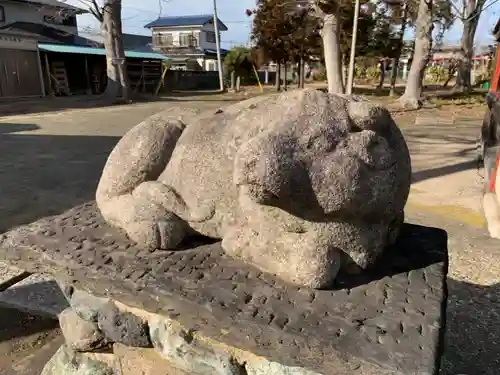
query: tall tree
87 0 130 100
252 0 378 93
375 0 452 99
250 0 296 91
310 1 345 93
382 0 410 96
399 0 434 108
452 0 492 91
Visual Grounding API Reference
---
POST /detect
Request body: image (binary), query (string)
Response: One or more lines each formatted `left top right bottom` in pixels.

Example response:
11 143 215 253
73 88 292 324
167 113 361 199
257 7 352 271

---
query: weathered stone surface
59 284 111 323
96 89 412 288
41 345 114 375
113 343 192 375
245 360 328 375
149 315 242 375
97 301 152 348
59 308 106 352
0 203 447 375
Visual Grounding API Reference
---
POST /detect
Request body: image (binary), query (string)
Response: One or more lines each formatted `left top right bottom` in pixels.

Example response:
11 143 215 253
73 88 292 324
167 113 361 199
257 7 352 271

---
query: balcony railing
153 36 199 49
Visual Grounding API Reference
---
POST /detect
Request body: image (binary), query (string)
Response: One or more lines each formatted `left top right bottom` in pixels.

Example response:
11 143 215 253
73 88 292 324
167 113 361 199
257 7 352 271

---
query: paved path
0 98 235 233
405 113 485 226
0 97 497 374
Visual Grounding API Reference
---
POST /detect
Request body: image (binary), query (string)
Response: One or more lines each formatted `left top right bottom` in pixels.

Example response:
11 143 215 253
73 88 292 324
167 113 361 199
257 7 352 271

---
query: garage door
0 49 42 98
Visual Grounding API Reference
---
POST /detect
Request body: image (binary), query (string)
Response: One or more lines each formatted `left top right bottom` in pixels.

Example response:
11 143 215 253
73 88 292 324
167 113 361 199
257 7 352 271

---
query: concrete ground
0 94 497 374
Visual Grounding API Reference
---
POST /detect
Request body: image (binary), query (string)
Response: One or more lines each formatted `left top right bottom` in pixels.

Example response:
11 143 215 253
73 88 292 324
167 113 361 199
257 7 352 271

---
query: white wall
0 1 78 35
199 23 218 50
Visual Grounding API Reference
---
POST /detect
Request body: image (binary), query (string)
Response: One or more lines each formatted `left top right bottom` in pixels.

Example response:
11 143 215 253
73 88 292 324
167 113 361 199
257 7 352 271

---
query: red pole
490 45 500 92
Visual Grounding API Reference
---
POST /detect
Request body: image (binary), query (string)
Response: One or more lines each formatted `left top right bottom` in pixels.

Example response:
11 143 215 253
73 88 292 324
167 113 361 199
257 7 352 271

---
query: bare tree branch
90 0 104 21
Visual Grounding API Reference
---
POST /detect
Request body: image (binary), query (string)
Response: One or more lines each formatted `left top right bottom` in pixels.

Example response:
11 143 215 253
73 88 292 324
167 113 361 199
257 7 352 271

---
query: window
0 6 5 22
207 61 216 71
206 31 216 43
153 32 173 46
179 32 193 47
161 33 173 46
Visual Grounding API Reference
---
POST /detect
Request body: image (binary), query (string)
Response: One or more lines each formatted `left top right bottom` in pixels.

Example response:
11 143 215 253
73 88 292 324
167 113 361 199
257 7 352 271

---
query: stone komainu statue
96 89 412 288
481 92 500 239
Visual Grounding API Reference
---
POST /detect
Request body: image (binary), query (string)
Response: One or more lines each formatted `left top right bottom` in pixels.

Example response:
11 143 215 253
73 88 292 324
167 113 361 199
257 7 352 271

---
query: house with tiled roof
0 0 167 98
0 0 91 45
144 14 229 71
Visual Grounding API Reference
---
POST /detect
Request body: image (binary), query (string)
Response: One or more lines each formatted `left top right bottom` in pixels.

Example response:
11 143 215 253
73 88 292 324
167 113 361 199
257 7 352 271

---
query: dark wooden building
0 30 45 98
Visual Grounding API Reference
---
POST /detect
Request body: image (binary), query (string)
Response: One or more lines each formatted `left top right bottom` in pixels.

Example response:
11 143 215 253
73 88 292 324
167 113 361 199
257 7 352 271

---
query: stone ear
347 101 390 133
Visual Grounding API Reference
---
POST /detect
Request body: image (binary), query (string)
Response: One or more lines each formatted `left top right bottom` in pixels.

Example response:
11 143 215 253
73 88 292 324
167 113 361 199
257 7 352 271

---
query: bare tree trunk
101 0 130 101
297 59 301 88
284 63 288 91
390 6 408 97
378 60 386 89
443 61 457 88
276 62 281 91
320 12 344 94
455 0 484 92
399 0 433 109
389 58 398 95
299 56 305 88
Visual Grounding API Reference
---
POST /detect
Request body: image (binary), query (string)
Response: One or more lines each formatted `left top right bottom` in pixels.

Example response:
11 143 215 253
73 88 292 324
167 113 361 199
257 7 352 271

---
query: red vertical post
490 45 500 92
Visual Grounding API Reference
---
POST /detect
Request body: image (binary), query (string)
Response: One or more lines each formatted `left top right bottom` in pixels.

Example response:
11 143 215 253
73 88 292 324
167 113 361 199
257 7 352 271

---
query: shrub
426 66 447 83
365 66 380 82
311 66 326 81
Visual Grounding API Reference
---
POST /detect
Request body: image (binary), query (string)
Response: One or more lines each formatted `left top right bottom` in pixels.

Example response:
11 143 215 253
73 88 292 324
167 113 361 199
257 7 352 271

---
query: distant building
0 0 167 98
144 14 229 71
0 0 92 45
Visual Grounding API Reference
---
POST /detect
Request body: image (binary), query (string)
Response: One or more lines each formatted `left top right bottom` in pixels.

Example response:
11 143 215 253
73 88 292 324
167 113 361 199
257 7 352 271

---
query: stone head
233 89 411 222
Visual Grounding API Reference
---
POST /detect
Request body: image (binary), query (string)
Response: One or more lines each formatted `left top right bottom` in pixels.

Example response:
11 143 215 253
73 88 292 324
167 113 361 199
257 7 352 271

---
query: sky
65 0 500 48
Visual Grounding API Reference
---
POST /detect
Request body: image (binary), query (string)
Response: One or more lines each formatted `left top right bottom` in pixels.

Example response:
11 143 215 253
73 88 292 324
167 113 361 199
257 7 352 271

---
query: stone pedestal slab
0 202 448 375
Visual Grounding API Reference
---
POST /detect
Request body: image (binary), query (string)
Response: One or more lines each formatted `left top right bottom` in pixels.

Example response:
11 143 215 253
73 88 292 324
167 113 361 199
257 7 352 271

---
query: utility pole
346 0 361 95
346 1 376 94
213 0 224 91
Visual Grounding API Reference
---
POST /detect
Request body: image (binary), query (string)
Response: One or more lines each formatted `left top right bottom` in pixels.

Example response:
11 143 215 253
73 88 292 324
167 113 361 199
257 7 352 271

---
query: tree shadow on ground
0 132 120 232
350 85 487 101
0 301 59 344
442 279 500 374
0 123 40 134
0 302 62 375
412 160 479 184
0 92 242 117
402 117 482 184
0 96 127 117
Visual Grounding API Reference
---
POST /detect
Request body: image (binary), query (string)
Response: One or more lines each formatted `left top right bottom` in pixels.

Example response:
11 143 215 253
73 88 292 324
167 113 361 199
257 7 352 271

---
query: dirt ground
0 306 62 375
0 92 496 374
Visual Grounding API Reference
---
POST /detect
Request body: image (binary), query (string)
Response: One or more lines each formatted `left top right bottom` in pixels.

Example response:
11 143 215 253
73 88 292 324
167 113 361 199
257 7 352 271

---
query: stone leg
99 181 193 250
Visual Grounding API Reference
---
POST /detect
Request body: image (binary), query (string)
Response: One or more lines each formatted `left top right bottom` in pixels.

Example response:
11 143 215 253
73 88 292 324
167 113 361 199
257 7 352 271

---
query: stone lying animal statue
480 92 500 240
96 89 412 288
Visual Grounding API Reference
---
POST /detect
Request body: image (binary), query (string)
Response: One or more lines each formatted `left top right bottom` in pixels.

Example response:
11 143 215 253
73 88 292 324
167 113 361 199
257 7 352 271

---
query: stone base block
114 344 192 375
0 202 449 375
41 346 114 375
41 344 192 375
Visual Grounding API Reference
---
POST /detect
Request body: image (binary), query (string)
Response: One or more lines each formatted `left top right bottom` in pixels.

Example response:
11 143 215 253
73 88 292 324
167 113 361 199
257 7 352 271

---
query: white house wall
199 23 218 50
